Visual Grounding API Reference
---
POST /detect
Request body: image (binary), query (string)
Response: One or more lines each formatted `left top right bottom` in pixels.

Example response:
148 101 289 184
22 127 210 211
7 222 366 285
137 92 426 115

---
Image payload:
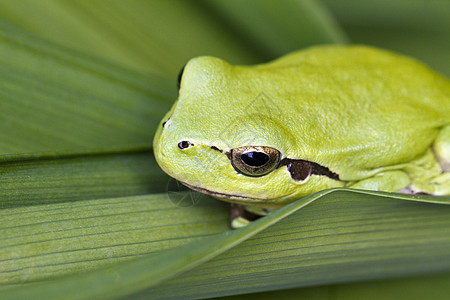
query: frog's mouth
181 181 266 202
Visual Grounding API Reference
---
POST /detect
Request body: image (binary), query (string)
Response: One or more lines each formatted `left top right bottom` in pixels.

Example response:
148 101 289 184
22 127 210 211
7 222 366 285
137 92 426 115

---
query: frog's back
252 46 450 178
263 45 450 119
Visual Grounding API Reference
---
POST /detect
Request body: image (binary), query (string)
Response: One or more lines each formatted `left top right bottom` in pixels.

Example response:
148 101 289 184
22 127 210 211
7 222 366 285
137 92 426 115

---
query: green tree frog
153 45 450 225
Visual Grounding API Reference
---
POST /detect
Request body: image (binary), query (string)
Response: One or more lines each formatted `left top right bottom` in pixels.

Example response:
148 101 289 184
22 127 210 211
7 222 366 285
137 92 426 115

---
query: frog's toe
231 216 251 229
230 203 263 229
411 173 450 196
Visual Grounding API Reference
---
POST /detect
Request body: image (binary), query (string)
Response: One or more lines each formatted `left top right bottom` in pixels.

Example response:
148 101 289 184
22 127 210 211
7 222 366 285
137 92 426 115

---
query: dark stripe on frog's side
279 158 340 181
211 146 223 153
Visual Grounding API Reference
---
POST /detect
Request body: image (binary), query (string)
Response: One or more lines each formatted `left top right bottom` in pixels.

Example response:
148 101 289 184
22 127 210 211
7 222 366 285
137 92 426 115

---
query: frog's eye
178 140 193 149
176 65 185 90
230 146 280 177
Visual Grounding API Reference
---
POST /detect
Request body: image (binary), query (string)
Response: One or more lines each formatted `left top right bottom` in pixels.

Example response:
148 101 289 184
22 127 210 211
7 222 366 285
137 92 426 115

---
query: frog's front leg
348 170 411 192
230 204 270 229
412 125 450 195
411 173 450 195
433 125 450 172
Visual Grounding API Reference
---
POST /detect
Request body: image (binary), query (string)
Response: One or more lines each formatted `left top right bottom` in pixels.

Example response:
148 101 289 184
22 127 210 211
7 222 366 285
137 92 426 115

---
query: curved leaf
144 190 450 298
2 189 449 299
0 193 229 287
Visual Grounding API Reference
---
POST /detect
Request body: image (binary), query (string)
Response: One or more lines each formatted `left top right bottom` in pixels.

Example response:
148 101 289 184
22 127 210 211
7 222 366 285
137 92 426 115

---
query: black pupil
241 152 269 167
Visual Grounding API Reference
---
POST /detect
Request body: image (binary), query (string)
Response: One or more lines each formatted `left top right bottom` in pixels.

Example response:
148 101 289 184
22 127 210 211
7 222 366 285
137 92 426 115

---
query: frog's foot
409 172 450 196
408 125 450 195
348 170 411 192
230 204 269 229
433 124 450 172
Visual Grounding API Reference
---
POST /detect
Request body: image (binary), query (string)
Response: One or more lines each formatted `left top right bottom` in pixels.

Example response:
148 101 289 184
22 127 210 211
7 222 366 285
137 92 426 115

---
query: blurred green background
0 0 448 79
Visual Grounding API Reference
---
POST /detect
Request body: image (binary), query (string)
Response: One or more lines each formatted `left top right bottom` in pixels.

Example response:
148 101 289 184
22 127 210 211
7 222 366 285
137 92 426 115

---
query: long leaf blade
0 151 170 209
0 193 229 287
2 189 449 299
142 190 450 298
0 0 260 77
0 21 174 158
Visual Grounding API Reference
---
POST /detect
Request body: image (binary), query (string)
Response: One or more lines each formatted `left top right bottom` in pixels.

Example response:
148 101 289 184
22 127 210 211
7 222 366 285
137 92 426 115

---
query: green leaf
0 21 175 157
2 190 449 299
218 271 450 300
0 151 170 209
0 0 260 77
145 190 450 299
0 193 229 287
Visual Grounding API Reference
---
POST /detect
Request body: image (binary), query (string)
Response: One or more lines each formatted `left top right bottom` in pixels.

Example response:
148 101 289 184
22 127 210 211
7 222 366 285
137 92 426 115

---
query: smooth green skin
154 45 450 209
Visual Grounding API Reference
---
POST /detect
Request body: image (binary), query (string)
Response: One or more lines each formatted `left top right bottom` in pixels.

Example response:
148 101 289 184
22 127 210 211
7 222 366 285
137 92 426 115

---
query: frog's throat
181 181 271 202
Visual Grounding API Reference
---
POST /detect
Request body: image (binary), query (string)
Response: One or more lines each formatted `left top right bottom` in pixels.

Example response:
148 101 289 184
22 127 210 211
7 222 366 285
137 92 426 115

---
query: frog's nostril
178 141 193 149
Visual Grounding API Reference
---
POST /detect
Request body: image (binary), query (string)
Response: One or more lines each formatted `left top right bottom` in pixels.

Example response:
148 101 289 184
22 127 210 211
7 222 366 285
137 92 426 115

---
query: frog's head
153 56 341 208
